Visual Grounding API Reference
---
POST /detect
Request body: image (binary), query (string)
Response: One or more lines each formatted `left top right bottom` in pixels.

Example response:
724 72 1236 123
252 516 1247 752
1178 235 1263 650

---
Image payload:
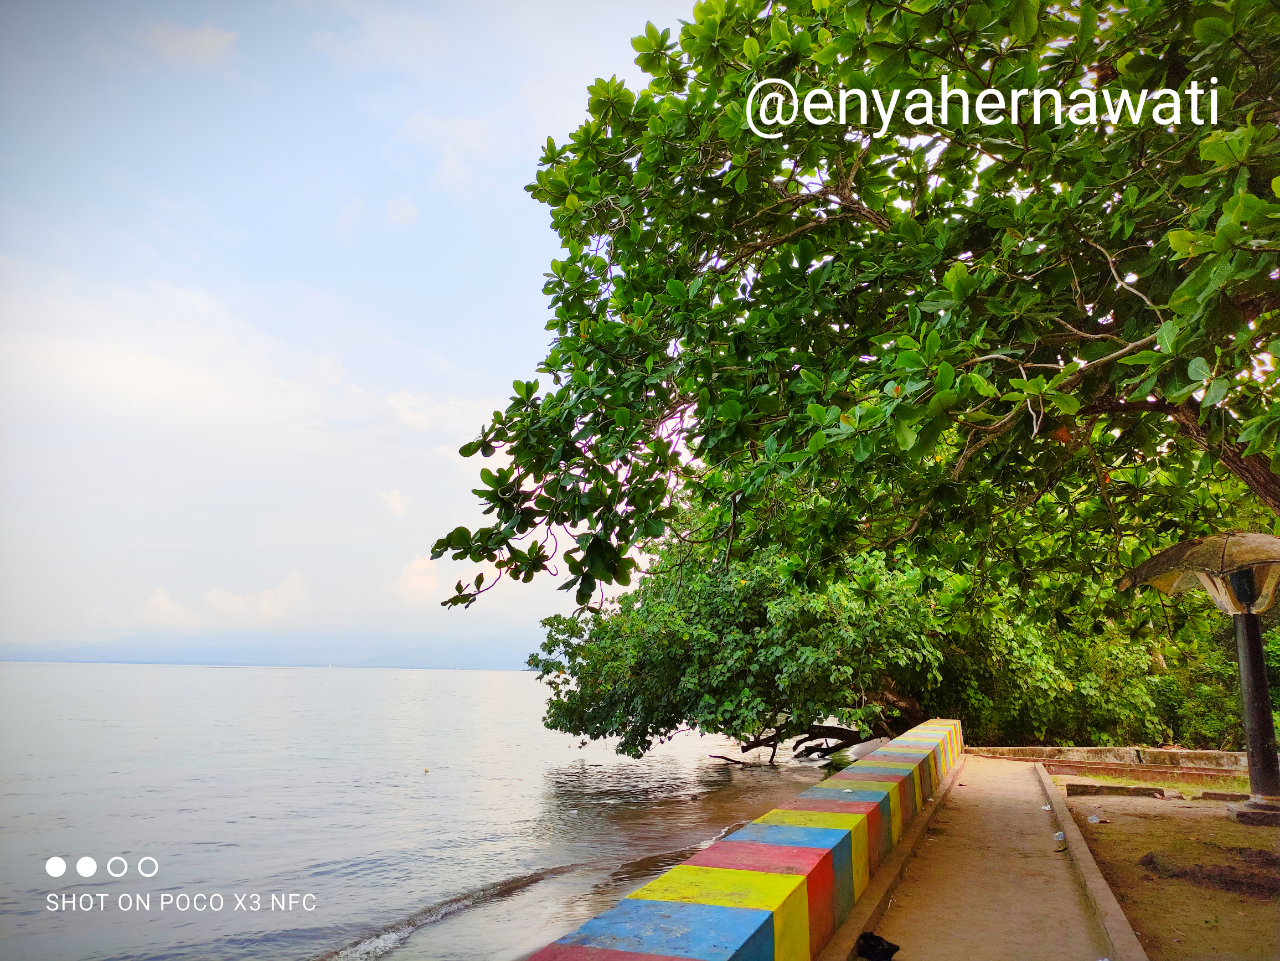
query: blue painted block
802 786 890 805
797 787 893 863
724 822 849 852
557 898 774 961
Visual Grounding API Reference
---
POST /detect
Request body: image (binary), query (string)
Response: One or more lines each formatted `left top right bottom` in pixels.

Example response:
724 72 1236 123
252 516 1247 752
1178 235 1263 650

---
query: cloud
312 10 443 77
384 195 418 226
131 20 237 71
335 198 366 236
387 391 494 434
0 259 574 645
391 554 438 603
141 588 202 629
376 489 409 516
393 73 594 194
395 114 500 193
204 571 308 623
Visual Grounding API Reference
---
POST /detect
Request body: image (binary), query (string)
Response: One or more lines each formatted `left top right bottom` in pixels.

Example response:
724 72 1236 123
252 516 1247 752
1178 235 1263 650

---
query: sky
0 0 694 649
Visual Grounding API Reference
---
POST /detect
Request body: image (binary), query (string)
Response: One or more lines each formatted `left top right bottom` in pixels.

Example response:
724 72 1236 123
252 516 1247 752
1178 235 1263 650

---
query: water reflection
0 664 829 961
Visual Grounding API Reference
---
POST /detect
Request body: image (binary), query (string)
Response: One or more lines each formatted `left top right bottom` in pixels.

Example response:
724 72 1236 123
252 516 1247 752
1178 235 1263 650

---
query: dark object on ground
856 931 901 960
1067 782 1164 797
1137 850 1280 896
1198 790 1249 801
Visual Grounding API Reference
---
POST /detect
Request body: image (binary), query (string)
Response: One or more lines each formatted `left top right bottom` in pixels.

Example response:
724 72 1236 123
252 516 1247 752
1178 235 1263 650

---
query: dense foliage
1149 619 1280 749
435 0 1279 621
531 533 1280 754
531 546 942 757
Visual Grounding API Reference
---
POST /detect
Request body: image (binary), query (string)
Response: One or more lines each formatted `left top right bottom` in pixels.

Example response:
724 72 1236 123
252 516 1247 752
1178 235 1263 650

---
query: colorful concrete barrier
530 719 964 961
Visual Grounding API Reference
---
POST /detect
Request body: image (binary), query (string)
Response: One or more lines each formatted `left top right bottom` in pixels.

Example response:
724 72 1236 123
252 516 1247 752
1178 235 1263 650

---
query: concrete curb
1034 762 1149 961
815 753 967 961
968 745 1254 771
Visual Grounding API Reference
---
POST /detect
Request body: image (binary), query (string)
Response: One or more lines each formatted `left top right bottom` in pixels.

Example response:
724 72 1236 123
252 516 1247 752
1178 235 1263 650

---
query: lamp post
1119 532 1280 826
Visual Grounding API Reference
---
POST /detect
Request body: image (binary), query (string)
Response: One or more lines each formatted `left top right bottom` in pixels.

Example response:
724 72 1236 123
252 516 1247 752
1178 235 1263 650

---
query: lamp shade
1117 531 1280 615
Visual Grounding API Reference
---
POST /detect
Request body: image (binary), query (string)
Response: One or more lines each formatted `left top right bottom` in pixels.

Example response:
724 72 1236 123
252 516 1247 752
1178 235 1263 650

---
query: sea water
0 663 824 960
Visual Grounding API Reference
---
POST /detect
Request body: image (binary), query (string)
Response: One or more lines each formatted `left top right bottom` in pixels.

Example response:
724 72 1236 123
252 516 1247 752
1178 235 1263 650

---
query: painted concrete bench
530 719 964 961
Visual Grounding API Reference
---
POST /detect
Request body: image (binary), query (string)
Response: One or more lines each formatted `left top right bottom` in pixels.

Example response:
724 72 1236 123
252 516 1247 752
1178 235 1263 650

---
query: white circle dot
107 856 128 878
45 856 66 878
137 856 159 878
76 856 97 878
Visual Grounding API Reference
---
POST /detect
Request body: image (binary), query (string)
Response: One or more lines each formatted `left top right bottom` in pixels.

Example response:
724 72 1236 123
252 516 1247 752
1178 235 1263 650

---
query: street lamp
1118 531 1280 826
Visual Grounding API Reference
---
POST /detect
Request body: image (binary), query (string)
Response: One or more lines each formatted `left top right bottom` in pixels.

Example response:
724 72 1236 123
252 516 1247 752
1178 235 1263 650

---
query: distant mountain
0 630 544 671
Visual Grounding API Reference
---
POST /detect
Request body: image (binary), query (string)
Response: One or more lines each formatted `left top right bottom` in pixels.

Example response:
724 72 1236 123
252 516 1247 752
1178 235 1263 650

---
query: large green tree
434 0 1279 619
532 546 942 758
530 536 1185 756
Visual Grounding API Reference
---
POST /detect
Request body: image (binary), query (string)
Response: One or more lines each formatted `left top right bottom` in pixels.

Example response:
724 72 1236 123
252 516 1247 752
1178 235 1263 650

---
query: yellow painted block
755 809 870 901
628 865 810 961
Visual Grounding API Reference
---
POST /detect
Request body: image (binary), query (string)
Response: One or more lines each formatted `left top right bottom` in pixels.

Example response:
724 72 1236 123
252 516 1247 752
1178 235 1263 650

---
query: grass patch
1054 771 1251 797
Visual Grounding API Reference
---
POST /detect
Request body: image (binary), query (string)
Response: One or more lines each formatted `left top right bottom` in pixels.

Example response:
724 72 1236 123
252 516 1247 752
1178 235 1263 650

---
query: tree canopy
532 546 942 758
529 534 1199 757
434 0 1280 621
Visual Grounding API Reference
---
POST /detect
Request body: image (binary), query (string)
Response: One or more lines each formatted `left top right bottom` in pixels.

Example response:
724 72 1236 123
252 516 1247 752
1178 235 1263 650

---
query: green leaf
1010 0 1038 43
1118 350 1165 365
1166 230 1197 257
1049 392 1081 415
741 37 760 62
1155 320 1180 354
1187 357 1213 381
812 43 841 65
807 402 828 423
943 263 977 300
1201 378 1230 408
1077 2 1096 44
896 350 926 370
924 330 941 363
935 361 956 392
894 419 918 451
1192 17 1233 45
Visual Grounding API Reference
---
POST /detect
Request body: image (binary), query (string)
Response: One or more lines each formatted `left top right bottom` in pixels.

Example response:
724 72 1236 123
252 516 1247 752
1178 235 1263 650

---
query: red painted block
774 798 887 873
685 840 825 875
527 945 695 961
685 840 837 956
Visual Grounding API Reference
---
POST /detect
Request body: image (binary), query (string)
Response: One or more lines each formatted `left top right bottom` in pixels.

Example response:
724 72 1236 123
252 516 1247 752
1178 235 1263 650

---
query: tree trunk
1170 403 1280 516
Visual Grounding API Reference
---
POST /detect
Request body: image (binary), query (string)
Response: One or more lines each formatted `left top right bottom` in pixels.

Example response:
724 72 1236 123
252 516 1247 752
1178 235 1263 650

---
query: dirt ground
1056 777 1279 961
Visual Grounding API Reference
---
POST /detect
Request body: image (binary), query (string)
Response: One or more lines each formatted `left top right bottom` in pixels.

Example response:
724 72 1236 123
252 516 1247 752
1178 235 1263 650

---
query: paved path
874 754 1111 961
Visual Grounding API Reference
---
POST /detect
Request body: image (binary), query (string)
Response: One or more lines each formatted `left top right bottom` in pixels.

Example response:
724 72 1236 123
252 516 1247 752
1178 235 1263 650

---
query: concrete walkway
874 754 1111 961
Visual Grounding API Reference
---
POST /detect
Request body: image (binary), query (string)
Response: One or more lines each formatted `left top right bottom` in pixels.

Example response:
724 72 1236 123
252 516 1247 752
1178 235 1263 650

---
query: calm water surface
0 663 825 960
